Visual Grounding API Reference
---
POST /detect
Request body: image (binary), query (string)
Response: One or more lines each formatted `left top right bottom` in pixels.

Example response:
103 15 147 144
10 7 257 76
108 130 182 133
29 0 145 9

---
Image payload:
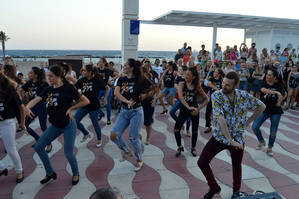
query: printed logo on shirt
28 87 37 98
120 82 129 94
183 92 193 103
46 93 59 107
81 82 93 93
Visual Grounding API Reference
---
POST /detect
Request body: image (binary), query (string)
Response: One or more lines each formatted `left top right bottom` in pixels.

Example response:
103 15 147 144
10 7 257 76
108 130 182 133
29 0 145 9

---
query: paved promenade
1 106 299 199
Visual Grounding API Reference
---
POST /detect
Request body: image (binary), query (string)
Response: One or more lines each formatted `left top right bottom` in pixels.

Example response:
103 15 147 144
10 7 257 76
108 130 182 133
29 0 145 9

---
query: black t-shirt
39 83 80 128
75 77 106 111
0 92 22 120
22 81 49 101
163 71 175 88
182 81 198 108
208 77 222 93
117 76 148 108
98 68 114 85
260 82 285 114
149 70 159 84
175 76 185 85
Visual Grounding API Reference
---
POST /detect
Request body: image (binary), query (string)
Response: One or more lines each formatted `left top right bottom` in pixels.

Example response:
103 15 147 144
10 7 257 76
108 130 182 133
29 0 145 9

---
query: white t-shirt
152 65 164 77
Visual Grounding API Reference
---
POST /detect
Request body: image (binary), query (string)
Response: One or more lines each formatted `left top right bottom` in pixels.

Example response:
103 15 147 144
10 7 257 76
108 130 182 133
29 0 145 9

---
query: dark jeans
75 108 102 140
98 88 112 121
170 100 191 130
198 136 244 191
174 106 199 148
252 113 281 148
25 102 47 141
205 99 212 127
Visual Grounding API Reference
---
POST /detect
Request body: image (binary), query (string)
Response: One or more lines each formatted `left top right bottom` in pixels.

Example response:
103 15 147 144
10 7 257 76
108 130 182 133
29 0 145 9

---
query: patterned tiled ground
1 106 299 199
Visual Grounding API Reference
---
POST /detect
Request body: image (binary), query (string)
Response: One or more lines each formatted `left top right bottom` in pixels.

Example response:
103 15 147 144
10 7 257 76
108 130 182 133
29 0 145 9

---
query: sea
1 50 177 64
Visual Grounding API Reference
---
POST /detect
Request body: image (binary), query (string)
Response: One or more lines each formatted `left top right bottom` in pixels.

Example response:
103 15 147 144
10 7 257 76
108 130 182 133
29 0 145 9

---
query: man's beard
223 87 234 95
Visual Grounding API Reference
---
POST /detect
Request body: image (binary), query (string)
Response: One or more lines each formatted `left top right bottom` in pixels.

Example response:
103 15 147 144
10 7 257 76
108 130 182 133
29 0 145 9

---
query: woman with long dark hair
285 65 299 110
142 60 158 145
204 68 224 133
174 68 208 157
74 64 110 147
252 69 287 156
0 73 26 183
110 59 150 171
152 61 178 114
21 67 51 151
97 58 119 125
26 65 90 185
4 64 23 132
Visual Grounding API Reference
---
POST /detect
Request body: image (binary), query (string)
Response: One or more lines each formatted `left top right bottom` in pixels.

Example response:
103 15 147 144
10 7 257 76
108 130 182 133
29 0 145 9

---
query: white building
122 1 299 63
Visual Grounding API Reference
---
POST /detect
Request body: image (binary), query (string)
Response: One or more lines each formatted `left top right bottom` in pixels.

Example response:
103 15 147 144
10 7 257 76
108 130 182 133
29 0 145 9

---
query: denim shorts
162 87 177 97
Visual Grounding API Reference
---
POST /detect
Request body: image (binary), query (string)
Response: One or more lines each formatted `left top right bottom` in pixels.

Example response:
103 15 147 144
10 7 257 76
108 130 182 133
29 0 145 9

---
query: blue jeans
25 102 47 141
252 113 281 148
98 88 112 121
112 107 144 160
238 81 248 91
162 87 177 97
75 108 102 140
34 120 78 176
169 100 190 130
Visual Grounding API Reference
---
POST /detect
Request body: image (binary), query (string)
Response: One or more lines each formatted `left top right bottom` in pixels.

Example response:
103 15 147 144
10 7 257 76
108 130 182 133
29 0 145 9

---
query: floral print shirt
211 89 262 145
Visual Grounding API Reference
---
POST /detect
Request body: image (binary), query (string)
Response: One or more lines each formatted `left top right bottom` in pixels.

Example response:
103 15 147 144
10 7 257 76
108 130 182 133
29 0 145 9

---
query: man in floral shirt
198 71 265 199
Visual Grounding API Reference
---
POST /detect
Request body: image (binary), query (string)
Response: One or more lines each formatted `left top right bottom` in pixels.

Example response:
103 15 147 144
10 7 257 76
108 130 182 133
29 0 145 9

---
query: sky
1 0 299 51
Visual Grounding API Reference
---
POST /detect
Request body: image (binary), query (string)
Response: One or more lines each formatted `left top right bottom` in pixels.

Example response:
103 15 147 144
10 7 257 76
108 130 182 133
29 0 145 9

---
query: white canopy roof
141 10 299 31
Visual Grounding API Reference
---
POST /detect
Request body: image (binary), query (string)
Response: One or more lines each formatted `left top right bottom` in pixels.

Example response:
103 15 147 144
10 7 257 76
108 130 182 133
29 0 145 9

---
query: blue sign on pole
130 20 140 35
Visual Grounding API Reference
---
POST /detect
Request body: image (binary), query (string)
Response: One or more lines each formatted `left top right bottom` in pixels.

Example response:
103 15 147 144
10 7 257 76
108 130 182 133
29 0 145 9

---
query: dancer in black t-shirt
204 68 224 133
174 68 208 157
21 67 51 151
26 65 90 185
252 69 287 156
0 73 27 183
110 59 151 171
75 64 110 147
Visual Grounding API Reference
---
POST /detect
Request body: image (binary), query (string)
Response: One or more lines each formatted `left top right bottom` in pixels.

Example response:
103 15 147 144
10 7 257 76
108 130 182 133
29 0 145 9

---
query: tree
0 31 10 60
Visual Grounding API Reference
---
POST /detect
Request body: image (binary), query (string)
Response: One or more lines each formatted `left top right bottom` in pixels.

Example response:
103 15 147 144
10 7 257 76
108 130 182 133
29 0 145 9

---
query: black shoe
107 120 111 125
72 175 80 185
231 191 242 199
204 127 212 134
0 168 8 176
191 148 197 157
40 172 57 184
98 113 105 121
175 146 184 157
45 144 52 153
203 186 221 199
16 171 24 183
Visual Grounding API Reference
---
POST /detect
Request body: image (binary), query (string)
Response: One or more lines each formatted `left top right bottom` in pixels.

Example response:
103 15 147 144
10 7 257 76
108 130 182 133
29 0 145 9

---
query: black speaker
48 56 83 76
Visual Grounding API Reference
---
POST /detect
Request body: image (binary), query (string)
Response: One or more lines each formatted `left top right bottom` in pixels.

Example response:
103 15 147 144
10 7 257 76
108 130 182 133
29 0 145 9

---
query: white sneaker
266 148 274 156
134 160 143 172
96 140 102 148
81 134 91 143
256 141 266 150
